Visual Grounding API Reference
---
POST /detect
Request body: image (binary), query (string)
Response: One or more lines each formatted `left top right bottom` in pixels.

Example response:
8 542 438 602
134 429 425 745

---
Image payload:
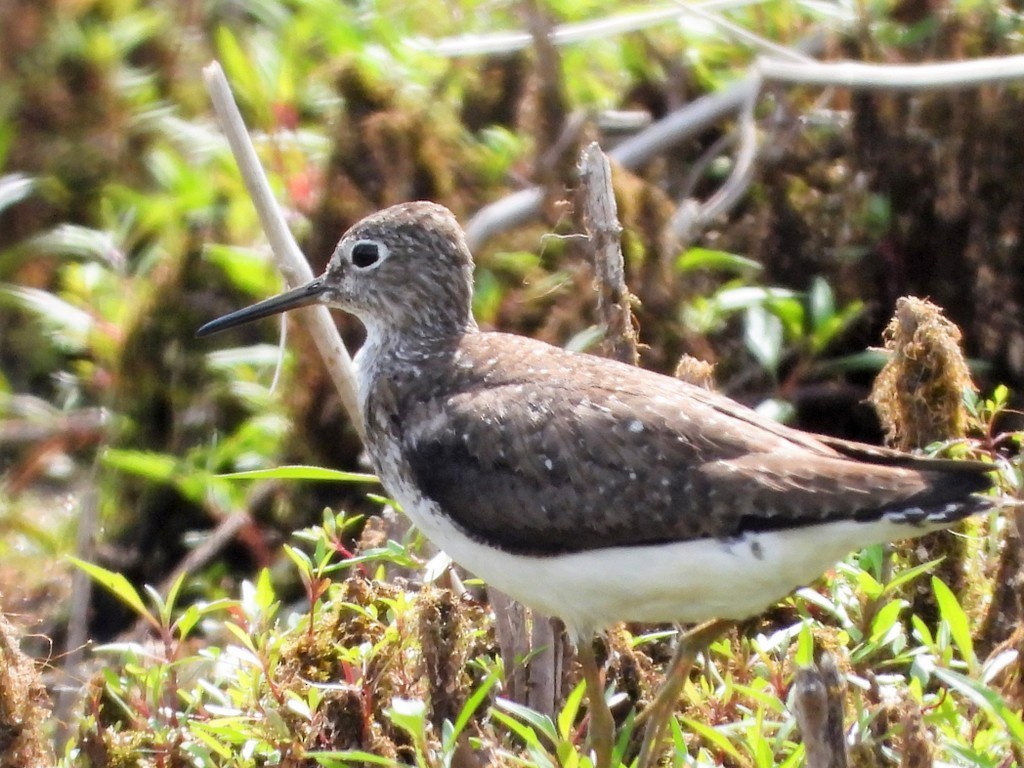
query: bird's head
197 201 477 340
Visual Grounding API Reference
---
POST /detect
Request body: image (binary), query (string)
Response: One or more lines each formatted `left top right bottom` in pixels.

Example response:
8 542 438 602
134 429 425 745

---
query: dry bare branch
578 143 639 366
465 75 763 251
202 62 363 440
759 54 1024 90
793 652 849 768
418 0 771 57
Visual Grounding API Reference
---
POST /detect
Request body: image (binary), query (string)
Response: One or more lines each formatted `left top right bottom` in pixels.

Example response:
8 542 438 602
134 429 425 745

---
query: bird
198 201 995 766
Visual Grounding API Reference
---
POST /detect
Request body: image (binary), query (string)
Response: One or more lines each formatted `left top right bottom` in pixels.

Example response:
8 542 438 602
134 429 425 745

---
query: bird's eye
351 241 384 269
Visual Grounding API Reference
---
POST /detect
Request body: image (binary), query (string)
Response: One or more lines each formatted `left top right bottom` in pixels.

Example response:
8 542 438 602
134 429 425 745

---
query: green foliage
60 490 1024 766
3 2 1024 767
680 260 864 383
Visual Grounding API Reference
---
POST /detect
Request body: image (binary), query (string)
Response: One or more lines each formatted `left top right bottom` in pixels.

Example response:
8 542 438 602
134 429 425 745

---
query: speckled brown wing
400 334 992 556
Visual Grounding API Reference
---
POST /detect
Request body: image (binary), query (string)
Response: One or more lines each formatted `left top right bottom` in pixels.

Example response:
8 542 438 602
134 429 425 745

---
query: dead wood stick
579 142 638 366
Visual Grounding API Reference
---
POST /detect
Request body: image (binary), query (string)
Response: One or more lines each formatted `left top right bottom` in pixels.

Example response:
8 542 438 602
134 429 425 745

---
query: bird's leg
577 636 615 768
635 618 735 768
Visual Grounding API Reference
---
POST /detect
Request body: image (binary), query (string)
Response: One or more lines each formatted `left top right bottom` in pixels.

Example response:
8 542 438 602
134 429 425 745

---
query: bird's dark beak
196 277 328 337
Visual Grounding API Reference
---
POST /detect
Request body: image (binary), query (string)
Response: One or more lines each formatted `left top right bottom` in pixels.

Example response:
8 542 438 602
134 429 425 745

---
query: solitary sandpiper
198 201 994 765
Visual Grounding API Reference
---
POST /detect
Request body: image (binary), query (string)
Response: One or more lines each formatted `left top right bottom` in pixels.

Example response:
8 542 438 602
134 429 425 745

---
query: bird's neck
361 311 478 358
354 315 477 413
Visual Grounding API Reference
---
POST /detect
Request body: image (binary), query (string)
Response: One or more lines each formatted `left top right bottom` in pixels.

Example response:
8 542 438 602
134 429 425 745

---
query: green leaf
160 571 187 627
932 576 976 668
472 269 504 325
807 276 835 332
0 173 35 214
283 544 313 577
205 344 289 372
565 324 605 354
101 449 178 482
143 585 166 624
488 709 549 754
677 247 762 274
215 27 259 104
254 567 277 615
882 558 943 596
0 284 94 352
729 683 787 714
744 305 784 374
309 750 403 766
557 680 587 740
217 465 379 483
29 224 122 267
931 665 1024 743
387 697 427 742
668 713 687 754
222 621 258 656
857 544 886 579
868 599 905 645
711 286 799 314
754 397 795 424
612 710 635 767
795 621 814 667
68 557 157 629
991 383 1009 409
493 697 558 744
765 295 806 339
204 243 279 297
190 725 235 759
449 666 501 746
324 540 419 573
910 614 934 647
175 604 202 640
554 739 580 767
681 716 744 761
102 449 210 502
778 744 805 768
856 567 884 600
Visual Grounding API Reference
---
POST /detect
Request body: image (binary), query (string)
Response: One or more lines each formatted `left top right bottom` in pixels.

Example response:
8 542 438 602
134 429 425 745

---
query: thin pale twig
417 0 769 57
465 75 764 251
668 0 814 63
665 74 762 247
759 54 1024 90
202 62 364 440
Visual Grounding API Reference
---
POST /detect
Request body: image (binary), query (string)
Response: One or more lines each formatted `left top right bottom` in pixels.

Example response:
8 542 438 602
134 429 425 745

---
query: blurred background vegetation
2 0 1024 765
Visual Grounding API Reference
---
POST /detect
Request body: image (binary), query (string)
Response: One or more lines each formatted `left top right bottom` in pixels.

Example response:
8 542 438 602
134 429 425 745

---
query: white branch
465 76 761 251
202 62 364 441
417 0 769 57
667 0 814 63
665 73 762 245
759 54 1024 90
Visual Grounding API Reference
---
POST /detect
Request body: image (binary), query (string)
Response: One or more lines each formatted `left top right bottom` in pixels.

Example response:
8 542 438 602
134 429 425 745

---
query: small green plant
679 249 863 386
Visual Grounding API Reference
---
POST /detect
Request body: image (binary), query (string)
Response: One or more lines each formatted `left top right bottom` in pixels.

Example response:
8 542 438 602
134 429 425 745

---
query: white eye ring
349 239 389 270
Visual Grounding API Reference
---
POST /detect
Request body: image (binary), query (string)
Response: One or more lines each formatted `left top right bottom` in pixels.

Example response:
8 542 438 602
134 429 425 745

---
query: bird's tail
882 492 1000 527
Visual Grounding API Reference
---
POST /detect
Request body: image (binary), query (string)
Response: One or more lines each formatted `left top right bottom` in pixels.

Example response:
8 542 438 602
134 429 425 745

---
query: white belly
385 467 919 640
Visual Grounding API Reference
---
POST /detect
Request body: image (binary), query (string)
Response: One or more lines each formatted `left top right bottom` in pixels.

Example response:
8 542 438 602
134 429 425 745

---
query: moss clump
0 611 52 768
277 577 409 759
674 355 715 390
870 296 975 451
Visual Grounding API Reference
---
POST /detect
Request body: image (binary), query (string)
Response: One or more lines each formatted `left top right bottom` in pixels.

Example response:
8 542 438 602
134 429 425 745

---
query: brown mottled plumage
199 200 997 768
198 201 993 632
